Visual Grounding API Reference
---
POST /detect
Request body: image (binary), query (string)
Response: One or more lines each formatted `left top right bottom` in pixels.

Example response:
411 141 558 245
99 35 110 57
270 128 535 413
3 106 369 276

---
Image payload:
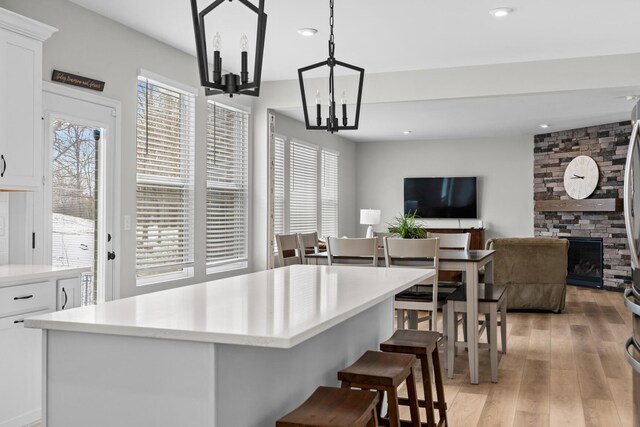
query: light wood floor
401 285 635 427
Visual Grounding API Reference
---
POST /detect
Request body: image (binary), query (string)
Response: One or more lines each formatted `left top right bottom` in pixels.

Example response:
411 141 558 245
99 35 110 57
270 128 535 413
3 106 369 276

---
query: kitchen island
26 264 434 427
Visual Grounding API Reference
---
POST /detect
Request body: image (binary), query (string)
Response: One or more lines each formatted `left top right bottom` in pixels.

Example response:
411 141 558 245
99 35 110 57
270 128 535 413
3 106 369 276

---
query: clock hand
572 174 585 179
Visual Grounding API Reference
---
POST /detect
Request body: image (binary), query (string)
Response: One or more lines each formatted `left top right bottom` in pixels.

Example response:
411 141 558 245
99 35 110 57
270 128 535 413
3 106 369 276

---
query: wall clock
563 155 599 199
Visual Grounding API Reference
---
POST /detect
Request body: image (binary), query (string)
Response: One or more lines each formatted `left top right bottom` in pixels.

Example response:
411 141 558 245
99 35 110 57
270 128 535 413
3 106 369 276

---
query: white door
42 85 118 304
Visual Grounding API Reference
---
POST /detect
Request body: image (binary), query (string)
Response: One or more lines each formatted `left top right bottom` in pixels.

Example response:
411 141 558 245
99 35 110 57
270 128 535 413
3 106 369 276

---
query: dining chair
384 236 444 332
326 237 378 267
276 233 302 267
373 231 392 249
430 232 471 251
297 232 320 264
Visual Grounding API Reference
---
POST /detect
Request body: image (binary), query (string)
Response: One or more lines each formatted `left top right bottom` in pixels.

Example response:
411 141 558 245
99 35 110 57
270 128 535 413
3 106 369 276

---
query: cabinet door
0 30 43 190
57 277 82 310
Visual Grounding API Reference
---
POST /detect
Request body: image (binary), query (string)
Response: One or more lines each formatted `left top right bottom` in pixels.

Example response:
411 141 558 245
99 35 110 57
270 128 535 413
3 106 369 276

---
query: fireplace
565 237 604 288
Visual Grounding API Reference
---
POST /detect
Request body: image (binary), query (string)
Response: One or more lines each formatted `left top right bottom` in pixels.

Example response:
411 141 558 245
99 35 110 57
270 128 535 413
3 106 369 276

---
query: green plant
387 211 427 239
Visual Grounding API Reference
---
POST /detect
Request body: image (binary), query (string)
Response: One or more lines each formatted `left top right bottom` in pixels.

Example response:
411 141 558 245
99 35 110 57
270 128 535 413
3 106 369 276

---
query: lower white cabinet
0 281 55 427
57 277 81 310
0 268 86 427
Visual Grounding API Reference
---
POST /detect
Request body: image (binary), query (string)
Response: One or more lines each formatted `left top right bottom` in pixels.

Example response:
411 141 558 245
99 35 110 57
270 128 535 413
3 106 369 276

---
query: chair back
326 237 378 266
384 237 439 285
373 231 392 249
297 232 319 264
430 232 471 251
276 233 301 267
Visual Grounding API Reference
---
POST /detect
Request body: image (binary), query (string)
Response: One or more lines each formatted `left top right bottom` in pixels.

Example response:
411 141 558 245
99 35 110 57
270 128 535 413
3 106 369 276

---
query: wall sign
51 70 105 92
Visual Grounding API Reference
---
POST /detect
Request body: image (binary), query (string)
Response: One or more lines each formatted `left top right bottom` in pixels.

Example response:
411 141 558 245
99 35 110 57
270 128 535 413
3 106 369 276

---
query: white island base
29 265 434 427
44 299 392 427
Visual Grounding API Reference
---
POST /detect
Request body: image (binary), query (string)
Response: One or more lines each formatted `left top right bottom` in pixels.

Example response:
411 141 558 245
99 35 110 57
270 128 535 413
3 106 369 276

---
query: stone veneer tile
533 121 632 289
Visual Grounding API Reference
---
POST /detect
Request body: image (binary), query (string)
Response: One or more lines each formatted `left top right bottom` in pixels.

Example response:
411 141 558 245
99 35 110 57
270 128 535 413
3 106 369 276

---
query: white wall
272 112 357 237
355 136 534 241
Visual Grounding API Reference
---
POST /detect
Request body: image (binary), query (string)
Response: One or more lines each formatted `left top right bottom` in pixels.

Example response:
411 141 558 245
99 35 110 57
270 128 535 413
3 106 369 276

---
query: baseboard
0 409 40 427
603 285 625 293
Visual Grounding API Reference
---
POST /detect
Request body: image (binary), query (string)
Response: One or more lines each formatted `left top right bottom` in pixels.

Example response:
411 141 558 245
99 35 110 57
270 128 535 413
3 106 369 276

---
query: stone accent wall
533 121 631 290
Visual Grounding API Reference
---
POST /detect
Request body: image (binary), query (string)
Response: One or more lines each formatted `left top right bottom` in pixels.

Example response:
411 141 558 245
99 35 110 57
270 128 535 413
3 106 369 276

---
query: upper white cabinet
0 8 56 190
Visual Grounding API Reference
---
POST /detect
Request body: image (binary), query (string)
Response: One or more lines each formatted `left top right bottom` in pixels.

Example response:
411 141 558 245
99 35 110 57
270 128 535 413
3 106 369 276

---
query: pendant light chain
329 0 335 58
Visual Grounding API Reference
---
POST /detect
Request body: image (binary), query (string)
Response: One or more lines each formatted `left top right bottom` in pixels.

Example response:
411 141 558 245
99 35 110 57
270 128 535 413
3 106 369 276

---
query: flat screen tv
404 177 478 219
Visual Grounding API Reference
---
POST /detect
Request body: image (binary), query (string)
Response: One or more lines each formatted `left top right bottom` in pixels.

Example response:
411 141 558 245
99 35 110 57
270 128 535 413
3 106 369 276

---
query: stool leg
419 355 437 427
431 347 448 426
386 386 401 427
501 296 507 354
366 406 379 427
485 313 492 345
405 367 422 427
490 304 498 383
447 303 455 379
397 309 405 329
442 304 448 370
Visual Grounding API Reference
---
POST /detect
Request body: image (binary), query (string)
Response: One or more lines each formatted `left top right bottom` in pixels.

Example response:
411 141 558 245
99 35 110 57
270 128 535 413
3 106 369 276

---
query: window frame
135 72 197 286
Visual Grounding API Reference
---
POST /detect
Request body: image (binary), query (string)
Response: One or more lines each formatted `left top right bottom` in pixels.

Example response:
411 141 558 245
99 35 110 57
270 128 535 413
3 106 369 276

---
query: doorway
42 83 119 304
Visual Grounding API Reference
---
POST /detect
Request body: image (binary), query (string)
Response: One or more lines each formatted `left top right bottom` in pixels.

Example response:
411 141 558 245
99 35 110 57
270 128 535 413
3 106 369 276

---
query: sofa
485 237 568 312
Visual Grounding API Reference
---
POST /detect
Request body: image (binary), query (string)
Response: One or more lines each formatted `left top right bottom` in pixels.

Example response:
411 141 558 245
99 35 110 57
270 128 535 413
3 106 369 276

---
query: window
136 76 195 283
272 136 339 251
206 102 249 273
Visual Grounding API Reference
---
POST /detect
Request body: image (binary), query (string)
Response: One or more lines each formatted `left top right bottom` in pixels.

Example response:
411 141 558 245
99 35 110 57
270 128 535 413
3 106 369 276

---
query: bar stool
380 330 448 427
338 350 421 427
276 386 380 427
446 283 507 383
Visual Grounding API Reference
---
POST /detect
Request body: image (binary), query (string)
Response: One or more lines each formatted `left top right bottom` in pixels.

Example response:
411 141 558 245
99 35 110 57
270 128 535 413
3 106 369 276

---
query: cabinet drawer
0 308 51 330
0 281 55 317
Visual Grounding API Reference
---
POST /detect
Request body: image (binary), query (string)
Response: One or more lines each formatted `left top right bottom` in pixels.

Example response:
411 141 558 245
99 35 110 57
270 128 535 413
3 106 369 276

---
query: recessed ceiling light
489 7 514 17
297 28 318 37
403 130 412 135
539 124 551 129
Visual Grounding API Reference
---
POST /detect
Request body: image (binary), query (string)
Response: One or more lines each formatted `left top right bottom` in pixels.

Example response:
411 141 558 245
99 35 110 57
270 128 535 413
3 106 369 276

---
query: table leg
465 262 479 385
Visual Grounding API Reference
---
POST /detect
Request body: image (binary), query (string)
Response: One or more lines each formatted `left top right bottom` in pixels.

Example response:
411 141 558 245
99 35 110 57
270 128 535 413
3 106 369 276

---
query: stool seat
277 386 379 427
380 329 441 356
338 350 416 388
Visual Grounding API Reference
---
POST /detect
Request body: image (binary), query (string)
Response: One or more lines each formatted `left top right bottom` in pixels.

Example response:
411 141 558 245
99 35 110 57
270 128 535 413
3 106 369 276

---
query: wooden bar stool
338 350 421 427
276 386 380 427
380 330 448 427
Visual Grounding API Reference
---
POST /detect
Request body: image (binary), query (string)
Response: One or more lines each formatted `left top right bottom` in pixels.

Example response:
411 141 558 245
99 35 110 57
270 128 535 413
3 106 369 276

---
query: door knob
107 251 116 261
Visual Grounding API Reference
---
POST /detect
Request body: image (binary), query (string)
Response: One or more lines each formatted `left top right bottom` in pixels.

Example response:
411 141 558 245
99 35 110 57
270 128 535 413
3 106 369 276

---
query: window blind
136 77 195 279
321 150 339 238
206 102 249 270
273 136 286 252
289 141 318 233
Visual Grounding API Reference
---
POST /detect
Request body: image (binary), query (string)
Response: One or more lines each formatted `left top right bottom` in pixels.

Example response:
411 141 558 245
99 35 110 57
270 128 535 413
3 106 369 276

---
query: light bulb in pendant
240 33 248 52
341 91 347 105
315 90 321 104
213 32 222 51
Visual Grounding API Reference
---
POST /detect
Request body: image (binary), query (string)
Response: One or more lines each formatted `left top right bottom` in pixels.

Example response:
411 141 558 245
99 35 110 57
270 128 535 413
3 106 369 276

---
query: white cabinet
57 276 81 310
0 280 55 427
0 8 56 190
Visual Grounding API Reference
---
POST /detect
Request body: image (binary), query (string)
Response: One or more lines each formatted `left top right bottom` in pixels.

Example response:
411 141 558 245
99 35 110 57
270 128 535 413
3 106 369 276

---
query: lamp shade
360 209 381 225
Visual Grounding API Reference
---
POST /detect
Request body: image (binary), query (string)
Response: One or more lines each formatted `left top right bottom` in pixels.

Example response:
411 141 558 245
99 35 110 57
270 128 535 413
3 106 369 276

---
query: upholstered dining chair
326 237 378 267
297 232 320 264
384 236 444 332
276 233 302 267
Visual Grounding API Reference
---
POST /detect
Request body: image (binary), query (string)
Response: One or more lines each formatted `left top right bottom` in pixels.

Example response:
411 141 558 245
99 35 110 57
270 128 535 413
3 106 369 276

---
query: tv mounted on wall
404 177 478 219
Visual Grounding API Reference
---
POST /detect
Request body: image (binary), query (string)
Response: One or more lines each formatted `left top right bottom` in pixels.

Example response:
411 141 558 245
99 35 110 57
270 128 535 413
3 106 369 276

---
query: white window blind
289 141 317 233
136 76 195 280
273 136 286 251
206 102 249 271
321 150 339 238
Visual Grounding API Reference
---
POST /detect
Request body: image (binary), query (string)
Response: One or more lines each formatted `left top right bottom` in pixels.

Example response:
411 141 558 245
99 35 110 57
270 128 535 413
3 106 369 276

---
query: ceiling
68 0 640 140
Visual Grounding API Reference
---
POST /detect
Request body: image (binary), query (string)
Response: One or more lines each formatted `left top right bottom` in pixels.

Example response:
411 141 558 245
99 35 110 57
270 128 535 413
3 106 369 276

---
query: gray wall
355 136 535 241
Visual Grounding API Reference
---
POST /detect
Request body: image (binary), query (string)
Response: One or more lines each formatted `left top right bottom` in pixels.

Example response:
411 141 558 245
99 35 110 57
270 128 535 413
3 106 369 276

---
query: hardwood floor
399 285 635 427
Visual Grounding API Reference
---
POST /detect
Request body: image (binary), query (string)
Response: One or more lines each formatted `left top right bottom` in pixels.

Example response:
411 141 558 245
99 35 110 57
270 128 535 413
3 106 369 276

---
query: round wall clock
563 155 599 199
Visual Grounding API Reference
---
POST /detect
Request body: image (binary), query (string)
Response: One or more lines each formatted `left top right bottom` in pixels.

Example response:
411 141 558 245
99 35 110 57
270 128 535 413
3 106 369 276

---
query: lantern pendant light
298 0 365 133
190 0 267 97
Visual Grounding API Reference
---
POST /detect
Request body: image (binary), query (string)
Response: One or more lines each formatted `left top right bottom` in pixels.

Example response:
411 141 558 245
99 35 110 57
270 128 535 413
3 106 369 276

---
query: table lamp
360 209 381 238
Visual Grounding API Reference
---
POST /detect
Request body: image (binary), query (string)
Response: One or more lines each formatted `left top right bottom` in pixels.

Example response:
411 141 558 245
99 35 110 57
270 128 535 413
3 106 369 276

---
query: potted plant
387 211 427 239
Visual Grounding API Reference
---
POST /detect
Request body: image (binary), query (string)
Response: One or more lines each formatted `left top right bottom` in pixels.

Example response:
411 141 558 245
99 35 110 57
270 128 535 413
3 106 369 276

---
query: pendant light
190 0 267 97
298 0 365 133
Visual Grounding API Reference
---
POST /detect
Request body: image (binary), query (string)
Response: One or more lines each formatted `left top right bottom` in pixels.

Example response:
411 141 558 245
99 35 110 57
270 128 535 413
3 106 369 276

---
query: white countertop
0 264 90 287
26 265 434 348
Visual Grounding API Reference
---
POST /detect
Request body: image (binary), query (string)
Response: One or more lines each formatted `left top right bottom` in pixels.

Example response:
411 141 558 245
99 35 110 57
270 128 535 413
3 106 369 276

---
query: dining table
305 248 495 385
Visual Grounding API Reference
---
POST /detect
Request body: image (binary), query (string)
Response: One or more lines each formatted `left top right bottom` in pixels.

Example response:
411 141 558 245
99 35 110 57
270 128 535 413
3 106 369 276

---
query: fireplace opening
564 237 604 288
